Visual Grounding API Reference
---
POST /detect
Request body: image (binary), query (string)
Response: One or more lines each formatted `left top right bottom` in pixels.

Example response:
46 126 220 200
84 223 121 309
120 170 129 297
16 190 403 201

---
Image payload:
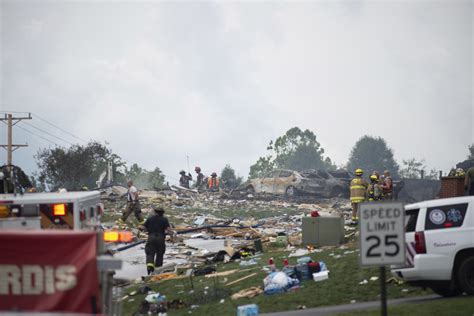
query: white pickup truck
392 196 474 296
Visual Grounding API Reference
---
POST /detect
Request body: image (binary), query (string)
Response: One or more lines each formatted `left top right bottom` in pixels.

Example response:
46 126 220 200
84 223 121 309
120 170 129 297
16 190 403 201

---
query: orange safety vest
208 177 220 188
350 177 368 203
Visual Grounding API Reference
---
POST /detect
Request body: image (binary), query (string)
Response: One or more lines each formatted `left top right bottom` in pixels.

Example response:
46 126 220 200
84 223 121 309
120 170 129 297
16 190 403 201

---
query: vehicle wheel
285 186 296 197
429 283 462 297
246 186 255 195
457 256 474 295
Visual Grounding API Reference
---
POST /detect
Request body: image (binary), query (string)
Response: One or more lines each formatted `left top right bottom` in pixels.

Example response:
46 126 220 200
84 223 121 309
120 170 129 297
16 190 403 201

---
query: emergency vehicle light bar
103 231 133 243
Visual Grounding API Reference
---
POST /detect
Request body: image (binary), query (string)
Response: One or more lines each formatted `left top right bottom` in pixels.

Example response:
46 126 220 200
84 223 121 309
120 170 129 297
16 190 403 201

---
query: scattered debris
263 272 300 295
237 303 259 316
104 185 360 314
149 272 179 282
231 287 263 300
312 270 329 282
226 273 258 286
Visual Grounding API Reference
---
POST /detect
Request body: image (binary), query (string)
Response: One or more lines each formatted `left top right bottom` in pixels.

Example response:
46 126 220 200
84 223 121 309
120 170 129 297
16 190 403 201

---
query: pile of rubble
100 185 360 315
100 185 353 222
100 185 356 269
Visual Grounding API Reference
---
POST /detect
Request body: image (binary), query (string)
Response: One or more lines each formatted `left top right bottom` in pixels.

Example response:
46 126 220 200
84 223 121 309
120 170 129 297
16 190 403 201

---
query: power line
1 110 88 143
16 124 62 147
0 111 31 114
31 112 89 143
2 111 157 177
21 121 76 146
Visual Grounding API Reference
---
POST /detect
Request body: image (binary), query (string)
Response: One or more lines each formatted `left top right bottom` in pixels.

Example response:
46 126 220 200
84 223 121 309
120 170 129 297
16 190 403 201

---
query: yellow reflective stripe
350 185 366 189
351 197 365 202
147 263 155 268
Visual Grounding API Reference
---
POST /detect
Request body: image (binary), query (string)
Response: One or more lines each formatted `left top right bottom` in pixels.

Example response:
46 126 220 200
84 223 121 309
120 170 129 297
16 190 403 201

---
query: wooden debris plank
225 272 257 286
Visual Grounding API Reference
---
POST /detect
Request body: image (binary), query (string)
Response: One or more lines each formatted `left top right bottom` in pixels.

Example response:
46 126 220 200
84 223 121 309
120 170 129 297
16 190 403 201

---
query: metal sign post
359 201 406 316
380 266 387 316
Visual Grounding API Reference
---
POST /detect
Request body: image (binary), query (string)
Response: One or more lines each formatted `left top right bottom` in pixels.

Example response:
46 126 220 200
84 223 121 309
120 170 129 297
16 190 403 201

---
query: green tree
249 127 334 179
248 156 274 179
400 158 439 180
221 164 243 189
399 158 424 179
468 144 474 160
347 136 399 178
148 167 166 189
125 164 165 189
35 141 164 191
35 141 124 190
126 163 144 181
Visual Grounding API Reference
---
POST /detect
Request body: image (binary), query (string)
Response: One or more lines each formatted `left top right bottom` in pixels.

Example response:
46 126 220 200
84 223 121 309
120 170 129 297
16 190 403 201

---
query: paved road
261 294 443 316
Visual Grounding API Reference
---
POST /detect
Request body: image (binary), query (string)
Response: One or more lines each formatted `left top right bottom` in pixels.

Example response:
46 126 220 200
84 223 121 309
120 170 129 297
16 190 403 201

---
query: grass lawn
100 201 302 226
121 242 432 316
337 296 474 316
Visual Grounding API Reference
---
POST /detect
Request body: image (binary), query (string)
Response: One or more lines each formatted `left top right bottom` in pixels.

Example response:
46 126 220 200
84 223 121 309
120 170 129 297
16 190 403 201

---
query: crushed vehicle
243 169 351 198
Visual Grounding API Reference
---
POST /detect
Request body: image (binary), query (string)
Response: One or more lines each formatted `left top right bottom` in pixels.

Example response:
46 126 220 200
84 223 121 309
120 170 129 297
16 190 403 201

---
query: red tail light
414 231 426 254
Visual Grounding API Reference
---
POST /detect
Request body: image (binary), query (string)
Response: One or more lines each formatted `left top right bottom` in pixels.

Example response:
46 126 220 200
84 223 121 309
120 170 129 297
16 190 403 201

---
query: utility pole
0 113 32 165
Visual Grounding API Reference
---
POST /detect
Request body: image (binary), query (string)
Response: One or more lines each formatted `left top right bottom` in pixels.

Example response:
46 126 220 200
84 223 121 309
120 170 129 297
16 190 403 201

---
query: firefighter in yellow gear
350 169 368 224
367 174 383 201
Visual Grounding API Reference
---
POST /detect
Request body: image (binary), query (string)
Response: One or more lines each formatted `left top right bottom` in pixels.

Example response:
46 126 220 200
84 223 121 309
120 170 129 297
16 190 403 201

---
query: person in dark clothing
194 166 205 189
179 170 192 188
465 167 474 195
0 165 32 194
142 207 173 275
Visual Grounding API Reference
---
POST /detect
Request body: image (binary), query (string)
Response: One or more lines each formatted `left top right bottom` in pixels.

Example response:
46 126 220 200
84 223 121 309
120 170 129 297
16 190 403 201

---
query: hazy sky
1 0 472 183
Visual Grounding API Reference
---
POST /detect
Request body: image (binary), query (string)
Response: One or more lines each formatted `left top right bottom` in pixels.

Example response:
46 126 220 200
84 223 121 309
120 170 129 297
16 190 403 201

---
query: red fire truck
0 187 123 314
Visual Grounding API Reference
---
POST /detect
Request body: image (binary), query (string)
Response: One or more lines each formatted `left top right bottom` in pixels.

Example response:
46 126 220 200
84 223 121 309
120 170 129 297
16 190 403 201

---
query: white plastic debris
289 248 309 257
312 270 329 282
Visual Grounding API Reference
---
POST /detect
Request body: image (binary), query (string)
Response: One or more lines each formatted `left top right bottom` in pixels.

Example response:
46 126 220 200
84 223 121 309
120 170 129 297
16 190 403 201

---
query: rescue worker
367 174 383 201
455 168 465 178
350 169 368 224
120 180 144 224
381 170 393 200
208 172 220 191
179 170 192 188
194 166 205 189
372 170 380 181
141 207 174 275
465 166 474 195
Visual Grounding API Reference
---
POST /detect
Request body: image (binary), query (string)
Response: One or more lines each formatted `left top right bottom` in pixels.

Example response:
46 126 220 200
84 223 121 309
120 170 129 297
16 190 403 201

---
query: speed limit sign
359 201 406 266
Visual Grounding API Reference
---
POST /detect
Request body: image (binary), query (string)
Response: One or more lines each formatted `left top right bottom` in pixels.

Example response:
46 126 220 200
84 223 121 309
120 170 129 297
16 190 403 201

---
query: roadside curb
261 294 442 316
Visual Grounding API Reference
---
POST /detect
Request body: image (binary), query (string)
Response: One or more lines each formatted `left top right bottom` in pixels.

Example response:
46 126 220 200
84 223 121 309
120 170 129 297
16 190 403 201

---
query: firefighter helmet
355 169 364 176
